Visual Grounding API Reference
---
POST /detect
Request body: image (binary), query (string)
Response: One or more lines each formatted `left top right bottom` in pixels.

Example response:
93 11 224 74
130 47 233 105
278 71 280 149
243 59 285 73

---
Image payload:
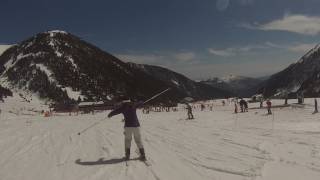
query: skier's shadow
75 157 139 166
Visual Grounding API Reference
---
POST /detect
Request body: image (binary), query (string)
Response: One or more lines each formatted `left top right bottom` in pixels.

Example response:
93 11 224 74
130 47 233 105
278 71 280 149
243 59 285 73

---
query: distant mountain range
203 43 320 99
201 75 264 97
0 30 232 104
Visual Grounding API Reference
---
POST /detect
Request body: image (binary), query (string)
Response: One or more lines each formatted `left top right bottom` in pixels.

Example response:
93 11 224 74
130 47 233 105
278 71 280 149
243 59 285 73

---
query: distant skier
108 99 146 161
243 100 248 112
266 99 272 114
259 98 263 108
239 98 246 112
186 103 194 119
313 99 318 114
234 102 238 114
200 104 205 111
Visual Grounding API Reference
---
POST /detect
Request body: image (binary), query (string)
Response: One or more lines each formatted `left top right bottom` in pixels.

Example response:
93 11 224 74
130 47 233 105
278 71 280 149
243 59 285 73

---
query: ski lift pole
142 88 171 105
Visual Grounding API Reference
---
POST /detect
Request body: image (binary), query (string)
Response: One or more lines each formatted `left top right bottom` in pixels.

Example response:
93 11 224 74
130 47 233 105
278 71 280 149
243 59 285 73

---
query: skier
210 105 213 111
239 98 246 112
234 102 238 114
259 98 263 108
200 104 205 111
243 100 248 112
313 98 318 114
186 103 194 119
108 99 146 161
266 99 272 115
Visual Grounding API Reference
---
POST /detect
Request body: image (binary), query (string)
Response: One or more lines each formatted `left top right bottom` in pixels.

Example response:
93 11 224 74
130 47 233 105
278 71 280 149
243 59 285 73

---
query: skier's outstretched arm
108 106 123 118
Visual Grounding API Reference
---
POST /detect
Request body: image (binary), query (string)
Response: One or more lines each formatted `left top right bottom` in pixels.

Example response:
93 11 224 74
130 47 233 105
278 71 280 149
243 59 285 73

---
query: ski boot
139 148 146 161
125 148 130 161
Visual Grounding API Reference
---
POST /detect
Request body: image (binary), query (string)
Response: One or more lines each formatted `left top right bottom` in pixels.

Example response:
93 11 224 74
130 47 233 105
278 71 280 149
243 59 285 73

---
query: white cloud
0 45 12 55
243 14 320 36
286 43 317 53
116 54 164 64
115 51 198 66
208 48 235 57
265 42 317 53
209 42 318 57
173 52 196 62
208 45 267 57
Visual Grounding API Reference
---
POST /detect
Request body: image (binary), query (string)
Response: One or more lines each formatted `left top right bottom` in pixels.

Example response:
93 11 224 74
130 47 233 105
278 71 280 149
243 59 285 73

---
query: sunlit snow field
1 97 320 180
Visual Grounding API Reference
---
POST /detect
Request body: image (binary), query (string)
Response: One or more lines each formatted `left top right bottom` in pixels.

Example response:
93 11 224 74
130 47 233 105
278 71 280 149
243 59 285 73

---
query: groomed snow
1 98 320 180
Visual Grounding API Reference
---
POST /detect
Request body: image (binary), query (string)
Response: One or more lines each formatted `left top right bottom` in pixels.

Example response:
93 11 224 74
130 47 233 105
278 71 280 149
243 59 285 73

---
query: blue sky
1 0 320 79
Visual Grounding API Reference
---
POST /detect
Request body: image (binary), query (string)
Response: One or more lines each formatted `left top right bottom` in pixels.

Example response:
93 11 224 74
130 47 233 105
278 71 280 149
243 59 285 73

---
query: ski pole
142 88 171 105
77 119 105 135
78 88 170 135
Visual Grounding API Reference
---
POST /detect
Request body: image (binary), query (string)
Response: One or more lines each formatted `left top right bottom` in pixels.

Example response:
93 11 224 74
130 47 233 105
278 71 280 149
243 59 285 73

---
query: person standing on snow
234 102 238 114
244 100 248 112
266 99 272 114
186 103 194 119
239 98 246 112
108 99 146 161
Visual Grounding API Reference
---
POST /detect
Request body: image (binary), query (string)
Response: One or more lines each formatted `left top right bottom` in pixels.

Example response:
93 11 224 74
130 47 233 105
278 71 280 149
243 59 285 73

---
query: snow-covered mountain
201 75 262 97
258 44 320 98
0 30 232 104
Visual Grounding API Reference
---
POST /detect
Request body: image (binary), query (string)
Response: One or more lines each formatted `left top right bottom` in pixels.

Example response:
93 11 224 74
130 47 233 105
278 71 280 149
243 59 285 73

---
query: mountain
201 75 263 97
128 63 233 99
0 30 232 104
257 44 320 98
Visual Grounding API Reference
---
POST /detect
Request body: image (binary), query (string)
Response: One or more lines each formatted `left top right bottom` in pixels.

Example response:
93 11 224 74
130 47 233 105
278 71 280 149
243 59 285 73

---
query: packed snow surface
1 99 320 180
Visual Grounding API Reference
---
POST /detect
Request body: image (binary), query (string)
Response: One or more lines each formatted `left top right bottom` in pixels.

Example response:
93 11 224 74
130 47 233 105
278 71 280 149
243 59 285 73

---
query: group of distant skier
234 98 248 113
233 97 272 115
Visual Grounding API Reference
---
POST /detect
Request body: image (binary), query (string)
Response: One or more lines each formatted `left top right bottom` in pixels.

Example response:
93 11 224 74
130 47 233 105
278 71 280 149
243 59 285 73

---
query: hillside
0 30 232 104
257 44 320 98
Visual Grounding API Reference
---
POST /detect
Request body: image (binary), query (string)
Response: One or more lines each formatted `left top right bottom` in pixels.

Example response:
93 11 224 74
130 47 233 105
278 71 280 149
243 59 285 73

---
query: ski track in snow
1 99 320 179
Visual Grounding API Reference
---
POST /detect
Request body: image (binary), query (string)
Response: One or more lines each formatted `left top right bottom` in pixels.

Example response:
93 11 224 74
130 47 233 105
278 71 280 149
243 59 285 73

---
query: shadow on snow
75 157 140 166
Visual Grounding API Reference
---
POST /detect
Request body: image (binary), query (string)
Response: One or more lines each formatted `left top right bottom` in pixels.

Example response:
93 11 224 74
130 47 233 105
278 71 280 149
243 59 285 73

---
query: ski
140 159 151 166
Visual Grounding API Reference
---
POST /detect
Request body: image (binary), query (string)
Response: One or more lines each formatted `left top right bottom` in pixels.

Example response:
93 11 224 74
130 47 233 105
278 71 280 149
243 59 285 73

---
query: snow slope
1 99 320 180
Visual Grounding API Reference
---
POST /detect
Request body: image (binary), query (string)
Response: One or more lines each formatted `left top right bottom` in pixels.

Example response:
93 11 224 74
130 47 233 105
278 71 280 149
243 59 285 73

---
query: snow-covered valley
1 99 320 180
